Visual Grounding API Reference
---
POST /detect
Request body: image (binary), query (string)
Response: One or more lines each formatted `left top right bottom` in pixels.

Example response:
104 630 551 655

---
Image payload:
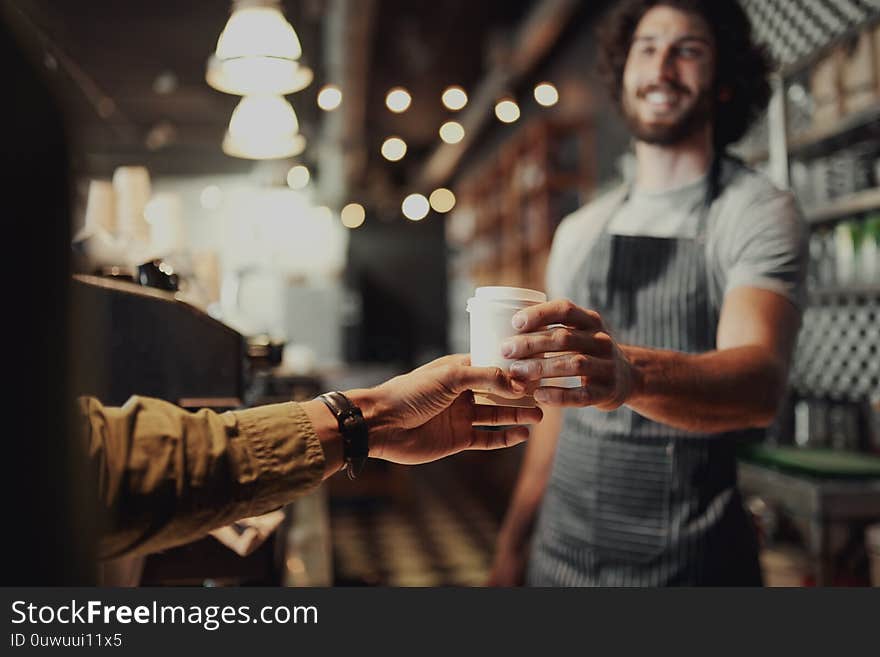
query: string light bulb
341 203 366 228
317 84 342 110
385 87 412 113
286 165 310 190
402 193 430 221
441 86 468 111
381 137 407 162
534 82 559 107
495 98 520 123
429 188 456 213
439 121 465 144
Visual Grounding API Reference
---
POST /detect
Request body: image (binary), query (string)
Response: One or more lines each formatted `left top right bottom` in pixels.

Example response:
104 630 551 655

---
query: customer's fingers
412 353 469 373
467 426 530 450
471 403 543 426
446 364 527 397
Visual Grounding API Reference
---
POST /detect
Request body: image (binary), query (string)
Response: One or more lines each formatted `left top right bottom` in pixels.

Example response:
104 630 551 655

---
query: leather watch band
318 391 369 480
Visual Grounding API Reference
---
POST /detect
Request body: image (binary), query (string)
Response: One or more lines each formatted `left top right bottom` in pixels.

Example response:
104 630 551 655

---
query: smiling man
489 0 808 586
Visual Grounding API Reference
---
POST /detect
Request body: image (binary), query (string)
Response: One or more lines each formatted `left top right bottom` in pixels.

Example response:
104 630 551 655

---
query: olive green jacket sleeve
78 395 326 559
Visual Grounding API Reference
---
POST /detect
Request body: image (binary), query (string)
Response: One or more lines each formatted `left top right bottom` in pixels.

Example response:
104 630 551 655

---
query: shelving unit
449 117 594 292
737 5 880 294
809 284 880 298
806 187 880 223
737 5 880 467
739 2 880 184
788 103 880 160
739 103 880 165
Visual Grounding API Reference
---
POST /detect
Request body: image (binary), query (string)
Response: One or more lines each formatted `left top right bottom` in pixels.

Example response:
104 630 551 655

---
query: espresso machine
72 274 290 585
72 273 245 410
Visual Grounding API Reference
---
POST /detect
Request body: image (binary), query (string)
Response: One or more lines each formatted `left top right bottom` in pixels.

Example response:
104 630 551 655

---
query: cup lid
473 286 546 303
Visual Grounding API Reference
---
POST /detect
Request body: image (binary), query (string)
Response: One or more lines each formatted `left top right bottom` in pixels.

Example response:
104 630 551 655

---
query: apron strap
588 153 725 313
696 153 724 236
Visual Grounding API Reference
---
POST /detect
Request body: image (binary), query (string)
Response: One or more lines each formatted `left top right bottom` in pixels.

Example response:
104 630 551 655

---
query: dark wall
3 7 95 584
345 211 448 367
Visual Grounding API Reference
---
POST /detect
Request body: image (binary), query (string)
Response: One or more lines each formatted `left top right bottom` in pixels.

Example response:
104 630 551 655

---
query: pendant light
222 95 306 160
207 0 313 95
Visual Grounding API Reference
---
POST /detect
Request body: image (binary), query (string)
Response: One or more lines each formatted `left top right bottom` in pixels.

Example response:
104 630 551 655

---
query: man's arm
489 406 562 585
622 286 801 432
503 287 801 434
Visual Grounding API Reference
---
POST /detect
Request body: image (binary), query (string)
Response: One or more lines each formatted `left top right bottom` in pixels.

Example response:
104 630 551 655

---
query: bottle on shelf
859 212 880 283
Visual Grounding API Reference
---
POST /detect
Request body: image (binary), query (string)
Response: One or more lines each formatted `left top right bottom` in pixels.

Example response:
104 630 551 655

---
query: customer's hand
359 355 541 465
501 299 638 410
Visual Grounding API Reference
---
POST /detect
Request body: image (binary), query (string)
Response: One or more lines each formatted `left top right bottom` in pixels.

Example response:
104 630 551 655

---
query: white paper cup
112 165 151 244
146 192 186 257
83 180 116 236
466 286 579 407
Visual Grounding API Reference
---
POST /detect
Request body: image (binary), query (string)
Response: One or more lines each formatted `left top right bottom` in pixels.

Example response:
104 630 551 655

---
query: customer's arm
83 395 326 559
84 355 542 559
488 406 562 586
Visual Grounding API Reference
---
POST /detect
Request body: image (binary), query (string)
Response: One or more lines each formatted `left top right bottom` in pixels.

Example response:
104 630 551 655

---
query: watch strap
318 391 369 479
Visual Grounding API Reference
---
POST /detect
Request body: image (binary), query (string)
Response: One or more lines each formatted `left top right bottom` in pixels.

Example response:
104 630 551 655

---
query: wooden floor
329 465 501 586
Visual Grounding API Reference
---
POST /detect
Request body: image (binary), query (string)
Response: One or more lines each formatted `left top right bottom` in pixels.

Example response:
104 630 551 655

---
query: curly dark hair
597 0 773 149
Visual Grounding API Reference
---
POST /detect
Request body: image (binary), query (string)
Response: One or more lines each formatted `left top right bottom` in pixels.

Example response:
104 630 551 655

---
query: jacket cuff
231 402 326 514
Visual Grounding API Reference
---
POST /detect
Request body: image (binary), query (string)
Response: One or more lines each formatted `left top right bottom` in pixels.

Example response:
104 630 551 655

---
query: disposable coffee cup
466 286 580 407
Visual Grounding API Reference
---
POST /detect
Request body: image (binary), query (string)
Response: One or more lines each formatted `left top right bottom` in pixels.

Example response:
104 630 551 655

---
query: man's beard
621 85 714 145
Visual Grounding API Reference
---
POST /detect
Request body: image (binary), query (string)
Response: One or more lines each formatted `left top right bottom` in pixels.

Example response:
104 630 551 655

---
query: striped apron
528 164 763 586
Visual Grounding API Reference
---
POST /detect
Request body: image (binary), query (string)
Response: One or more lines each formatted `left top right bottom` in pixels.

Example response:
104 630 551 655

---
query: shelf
809 284 880 298
805 187 880 224
788 103 880 160
737 103 880 165
453 116 593 287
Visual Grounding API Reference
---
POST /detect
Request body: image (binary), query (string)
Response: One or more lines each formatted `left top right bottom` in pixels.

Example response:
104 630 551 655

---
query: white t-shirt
546 158 809 313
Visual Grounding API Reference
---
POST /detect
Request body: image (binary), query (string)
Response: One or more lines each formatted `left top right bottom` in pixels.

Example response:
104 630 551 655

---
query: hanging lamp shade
222 95 306 160
206 55 313 96
207 0 313 95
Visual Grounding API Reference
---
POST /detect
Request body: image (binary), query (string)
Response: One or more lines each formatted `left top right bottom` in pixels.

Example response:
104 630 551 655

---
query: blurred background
4 0 880 587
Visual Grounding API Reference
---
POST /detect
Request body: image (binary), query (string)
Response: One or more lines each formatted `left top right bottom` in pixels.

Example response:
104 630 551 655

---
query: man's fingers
468 426 530 450
471 404 543 426
509 353 614 381
533 383 613 407
512 300 604 333
501 327 611 359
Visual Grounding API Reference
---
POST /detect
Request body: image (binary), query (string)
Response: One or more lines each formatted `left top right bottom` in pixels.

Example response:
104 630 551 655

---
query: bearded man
490 0 807 586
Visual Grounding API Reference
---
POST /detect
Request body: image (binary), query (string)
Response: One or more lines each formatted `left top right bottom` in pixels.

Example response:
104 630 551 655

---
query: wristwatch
318 391 369 479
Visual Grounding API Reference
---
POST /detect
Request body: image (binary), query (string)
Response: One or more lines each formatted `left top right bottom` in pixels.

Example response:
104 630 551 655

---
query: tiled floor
329 467 501 586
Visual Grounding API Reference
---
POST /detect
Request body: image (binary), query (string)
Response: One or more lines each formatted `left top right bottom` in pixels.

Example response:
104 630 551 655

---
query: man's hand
360 355 542 465
487 538 530 586
500 299 640 409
